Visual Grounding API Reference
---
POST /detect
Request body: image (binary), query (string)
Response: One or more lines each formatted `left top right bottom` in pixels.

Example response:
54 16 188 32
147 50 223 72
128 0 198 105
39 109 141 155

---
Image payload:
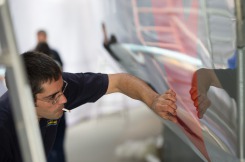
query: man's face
37 33 47 43
35 77 67 119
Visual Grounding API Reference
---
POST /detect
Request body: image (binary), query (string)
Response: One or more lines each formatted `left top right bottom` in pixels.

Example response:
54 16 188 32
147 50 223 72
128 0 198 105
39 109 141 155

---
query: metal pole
0 0 46 162
238 48 245 162
235 0 245 161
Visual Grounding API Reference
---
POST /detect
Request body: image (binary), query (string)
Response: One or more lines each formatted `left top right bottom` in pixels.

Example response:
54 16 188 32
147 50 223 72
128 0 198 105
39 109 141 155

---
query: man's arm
106 73 177 123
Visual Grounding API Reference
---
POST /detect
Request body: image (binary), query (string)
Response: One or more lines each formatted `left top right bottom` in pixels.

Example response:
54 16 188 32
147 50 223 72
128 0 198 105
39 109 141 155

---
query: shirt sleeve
62 72 109 109
214 69 237 100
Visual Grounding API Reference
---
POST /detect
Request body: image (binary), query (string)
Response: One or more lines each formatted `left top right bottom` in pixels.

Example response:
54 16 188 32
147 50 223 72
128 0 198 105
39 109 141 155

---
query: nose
58 93 67 104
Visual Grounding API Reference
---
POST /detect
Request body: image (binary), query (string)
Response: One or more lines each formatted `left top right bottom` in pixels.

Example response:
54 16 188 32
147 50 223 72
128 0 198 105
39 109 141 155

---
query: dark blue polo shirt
0 72 108 162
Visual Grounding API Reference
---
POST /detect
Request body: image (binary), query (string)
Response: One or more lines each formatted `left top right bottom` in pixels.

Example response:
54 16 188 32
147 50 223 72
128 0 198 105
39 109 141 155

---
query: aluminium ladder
0 0 46 162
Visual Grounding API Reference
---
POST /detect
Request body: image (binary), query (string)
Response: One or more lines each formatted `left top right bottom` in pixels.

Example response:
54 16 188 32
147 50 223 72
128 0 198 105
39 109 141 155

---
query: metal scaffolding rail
235 0 245 161
0 0 46 162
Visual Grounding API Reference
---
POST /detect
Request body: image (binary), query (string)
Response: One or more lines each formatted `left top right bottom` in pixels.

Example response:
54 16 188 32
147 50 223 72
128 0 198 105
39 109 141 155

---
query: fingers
162 89 177 103
165 89 176 98
153 89 178 123
155 88 211 122
158 93 177 110
155 103 177 115
158 111 178 123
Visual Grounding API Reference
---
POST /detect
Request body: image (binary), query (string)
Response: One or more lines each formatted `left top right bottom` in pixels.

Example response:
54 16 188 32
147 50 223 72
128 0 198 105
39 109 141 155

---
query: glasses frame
37 80 68 105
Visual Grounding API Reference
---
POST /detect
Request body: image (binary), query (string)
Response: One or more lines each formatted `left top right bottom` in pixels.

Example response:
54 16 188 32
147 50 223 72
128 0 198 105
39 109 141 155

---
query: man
0 51 177 161
36 30 63 68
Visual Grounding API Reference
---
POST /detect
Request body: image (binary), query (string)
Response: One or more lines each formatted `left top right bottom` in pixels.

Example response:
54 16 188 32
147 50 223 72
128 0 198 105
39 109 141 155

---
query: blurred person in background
36 30 63 69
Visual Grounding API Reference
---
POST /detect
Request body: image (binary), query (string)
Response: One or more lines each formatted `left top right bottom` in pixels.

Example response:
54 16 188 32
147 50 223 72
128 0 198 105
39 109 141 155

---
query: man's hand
190 69 211 119
152 89 178 123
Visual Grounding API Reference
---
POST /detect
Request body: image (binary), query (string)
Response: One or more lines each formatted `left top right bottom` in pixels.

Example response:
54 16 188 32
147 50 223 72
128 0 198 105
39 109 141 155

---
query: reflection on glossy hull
102 0 239 161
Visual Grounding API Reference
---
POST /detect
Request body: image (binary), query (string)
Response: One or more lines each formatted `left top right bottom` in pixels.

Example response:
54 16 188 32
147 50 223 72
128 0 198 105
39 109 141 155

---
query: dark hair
35 42 52 57
22 51 62 100
37 30 47 36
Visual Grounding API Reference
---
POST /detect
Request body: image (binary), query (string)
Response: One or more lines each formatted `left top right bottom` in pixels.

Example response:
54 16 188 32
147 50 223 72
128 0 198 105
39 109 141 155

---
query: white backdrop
8 0 143 126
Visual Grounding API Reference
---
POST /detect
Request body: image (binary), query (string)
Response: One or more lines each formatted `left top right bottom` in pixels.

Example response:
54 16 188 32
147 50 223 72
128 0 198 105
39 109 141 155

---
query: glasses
37 80 68 105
